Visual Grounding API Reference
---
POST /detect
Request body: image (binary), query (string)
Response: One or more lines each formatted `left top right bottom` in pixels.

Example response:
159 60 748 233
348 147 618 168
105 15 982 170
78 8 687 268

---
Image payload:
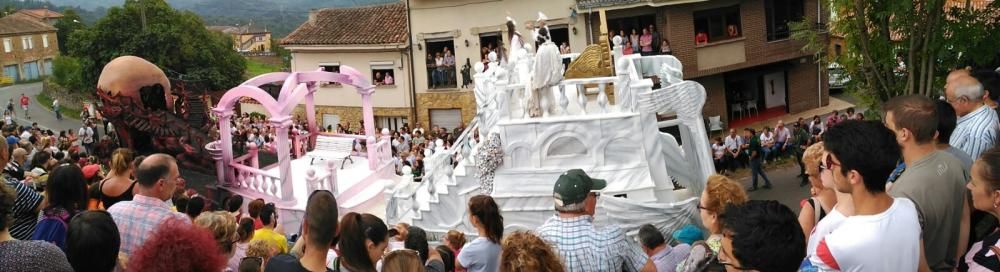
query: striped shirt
951 105 999 160
4 176 42 240
536 215 646 272
108 194 189 257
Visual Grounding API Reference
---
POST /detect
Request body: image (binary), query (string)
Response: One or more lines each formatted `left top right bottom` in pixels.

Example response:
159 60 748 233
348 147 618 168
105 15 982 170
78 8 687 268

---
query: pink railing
370 138 392 169
293 131 311 158
230 145 283 202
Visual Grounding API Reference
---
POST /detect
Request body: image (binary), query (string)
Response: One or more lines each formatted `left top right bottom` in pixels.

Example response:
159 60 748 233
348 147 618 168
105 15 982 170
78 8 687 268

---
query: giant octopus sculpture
96 56 215 172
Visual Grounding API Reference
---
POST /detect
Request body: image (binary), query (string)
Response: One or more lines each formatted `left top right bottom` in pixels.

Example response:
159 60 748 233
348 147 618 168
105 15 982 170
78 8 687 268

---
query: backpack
31 209 71 251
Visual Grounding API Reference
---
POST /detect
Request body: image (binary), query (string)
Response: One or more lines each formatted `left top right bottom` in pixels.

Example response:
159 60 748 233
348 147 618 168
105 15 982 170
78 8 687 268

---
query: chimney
309 9 318 25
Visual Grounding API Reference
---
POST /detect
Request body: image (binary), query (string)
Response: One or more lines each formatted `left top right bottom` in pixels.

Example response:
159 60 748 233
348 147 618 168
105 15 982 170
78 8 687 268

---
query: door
322 114 340 131
762 71 787 110
2 65 17 82
22 61 39 81
43 59 53 76
429 109 462 131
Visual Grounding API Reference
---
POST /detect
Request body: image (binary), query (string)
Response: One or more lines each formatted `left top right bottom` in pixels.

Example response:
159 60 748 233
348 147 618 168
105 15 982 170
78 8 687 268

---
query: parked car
828 62 850 91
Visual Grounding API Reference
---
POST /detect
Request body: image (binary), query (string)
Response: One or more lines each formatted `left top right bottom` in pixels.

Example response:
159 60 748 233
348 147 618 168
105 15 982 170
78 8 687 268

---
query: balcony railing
428 65 457 89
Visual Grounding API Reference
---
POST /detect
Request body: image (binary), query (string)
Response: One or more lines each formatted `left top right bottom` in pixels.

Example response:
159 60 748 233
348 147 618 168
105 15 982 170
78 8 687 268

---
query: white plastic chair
745 100 759 116
709 115 723 133
730 103 744 120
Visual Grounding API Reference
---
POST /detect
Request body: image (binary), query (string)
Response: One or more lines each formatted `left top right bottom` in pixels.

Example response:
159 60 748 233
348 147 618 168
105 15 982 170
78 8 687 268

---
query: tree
797 0 1000 105
51 56 86 91
54 8 85 55
67 0 246 92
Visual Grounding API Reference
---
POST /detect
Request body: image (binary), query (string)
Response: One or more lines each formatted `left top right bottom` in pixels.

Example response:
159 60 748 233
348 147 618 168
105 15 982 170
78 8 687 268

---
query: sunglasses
697 203 713 212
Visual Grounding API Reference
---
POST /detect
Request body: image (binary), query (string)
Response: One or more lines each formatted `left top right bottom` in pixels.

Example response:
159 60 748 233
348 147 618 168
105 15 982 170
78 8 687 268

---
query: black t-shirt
264 254 334 272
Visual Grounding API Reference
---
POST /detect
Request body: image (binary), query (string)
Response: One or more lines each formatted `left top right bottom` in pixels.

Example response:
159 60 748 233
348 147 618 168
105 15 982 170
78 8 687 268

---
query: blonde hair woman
801 142 856 264
500 231 564 272
88 148 135 210
699 175 748 252
382 250 425 272
194 211 239 259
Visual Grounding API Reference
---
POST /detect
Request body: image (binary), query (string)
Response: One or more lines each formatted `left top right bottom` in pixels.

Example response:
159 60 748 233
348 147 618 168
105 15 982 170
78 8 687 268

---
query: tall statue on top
527 12 564 118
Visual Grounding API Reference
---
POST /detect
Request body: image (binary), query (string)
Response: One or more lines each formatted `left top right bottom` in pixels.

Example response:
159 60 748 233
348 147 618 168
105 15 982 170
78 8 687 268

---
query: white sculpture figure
528 12 563 117
475 128 503 195
434 139 446 154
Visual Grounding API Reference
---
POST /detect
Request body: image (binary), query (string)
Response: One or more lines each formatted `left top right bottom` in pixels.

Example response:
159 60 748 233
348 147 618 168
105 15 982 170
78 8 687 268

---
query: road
733 162 813 213
0 82 81 132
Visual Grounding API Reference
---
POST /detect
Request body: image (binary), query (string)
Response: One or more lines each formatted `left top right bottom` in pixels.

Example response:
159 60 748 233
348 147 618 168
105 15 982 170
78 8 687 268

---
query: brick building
207 23 273 55
581 0 831 126
1 12 59 83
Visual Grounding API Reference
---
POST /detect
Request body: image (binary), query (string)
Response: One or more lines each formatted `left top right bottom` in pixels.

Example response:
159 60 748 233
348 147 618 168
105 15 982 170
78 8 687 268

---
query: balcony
696 38 746 71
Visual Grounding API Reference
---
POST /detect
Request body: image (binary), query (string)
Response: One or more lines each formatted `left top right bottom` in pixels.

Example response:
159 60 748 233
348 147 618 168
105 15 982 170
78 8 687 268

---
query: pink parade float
207 64 395 228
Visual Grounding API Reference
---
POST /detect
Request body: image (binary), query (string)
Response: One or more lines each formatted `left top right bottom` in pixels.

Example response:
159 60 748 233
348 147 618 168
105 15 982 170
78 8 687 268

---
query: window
42 34 48 48
608 15 666 55
429 109 462 131
425 39 456 89
319 63 341 86
371 61 395 86
693 5 742 45
765 0 805 41
479 32 502 63
376 116 408 132
834 44 842 57
2 38 10 53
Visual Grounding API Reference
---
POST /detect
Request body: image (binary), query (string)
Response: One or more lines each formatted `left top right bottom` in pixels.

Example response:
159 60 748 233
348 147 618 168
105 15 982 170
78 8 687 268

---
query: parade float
205 13 714 240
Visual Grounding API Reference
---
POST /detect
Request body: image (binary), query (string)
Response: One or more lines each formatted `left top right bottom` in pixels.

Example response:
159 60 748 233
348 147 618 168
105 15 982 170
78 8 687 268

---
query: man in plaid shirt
108 154 189 258
536 169 646 272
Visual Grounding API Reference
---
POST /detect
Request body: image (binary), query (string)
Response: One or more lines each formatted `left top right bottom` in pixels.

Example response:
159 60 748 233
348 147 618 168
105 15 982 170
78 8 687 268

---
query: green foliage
54 8 86 55
67 0 246 92
271 39 291 68
796 0 1000 107
51 55 87 91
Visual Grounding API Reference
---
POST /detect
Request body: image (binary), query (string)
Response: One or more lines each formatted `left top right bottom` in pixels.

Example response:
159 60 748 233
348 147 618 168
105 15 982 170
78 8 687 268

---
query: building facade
208 24 273 55
281 3 413 132
581 0 830 125
0 12 59 83
408 0 588 130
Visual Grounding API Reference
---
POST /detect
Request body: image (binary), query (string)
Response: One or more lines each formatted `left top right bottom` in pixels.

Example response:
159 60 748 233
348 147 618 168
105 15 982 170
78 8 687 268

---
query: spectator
499 231 565 272
0 139 42 241
107 154 190 259
66 210 121 272
384 72 395 85
248 198 265 229
226 195 245 221
89 148 136 210
797 143 842 243
0 179 73 271
126 218 227 272
436 245 457 272
659 39 672 55
744 128 772 191
228 217 255 271
382 250 424 272
27 150 57 190
759 127 775 161
444 230 467 272
773 120 791 160
31 164 88 250
791 122 813 186
808 120 921 271
266 190 339 272
458 195 504 272
946 75 998 159
718 200 805 272
962 147 1000 271
403 225 445 271
711 137 727 175
537 169 645 271
4 147 25 180
624 40 634 55
637 224 691 272
723 129 743 171
186 196 206 219
194 211 239 261
336 212 389 272
251 202 288 254
246 239 277 270
826 110 840 128
884 95 968 271
639 28 653 53
935 100 974 169
629 29 640 52
678 174 747 271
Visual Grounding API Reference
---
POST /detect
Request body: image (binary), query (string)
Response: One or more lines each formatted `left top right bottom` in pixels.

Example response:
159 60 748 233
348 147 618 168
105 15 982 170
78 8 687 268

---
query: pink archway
211 66 377 203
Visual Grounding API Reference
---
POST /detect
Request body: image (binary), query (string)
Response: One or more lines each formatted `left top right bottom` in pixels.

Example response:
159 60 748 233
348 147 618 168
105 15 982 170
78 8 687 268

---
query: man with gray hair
945 75 999 159
536 169 645 271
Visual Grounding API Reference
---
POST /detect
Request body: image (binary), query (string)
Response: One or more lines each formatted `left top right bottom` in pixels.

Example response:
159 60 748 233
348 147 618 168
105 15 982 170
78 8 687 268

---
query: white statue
527 12 563 117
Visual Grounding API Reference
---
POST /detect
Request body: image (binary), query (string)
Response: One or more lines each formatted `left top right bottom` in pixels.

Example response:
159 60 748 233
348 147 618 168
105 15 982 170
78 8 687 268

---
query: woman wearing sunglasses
676 174 747 271
798 143 857 270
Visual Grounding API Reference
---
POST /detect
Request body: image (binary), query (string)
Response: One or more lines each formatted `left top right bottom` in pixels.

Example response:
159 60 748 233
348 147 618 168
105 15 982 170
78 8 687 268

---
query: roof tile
0 13 57 35
281 2 408 46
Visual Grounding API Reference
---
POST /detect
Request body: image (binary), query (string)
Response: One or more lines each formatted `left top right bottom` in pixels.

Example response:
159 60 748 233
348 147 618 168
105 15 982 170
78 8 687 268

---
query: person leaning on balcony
536 169 646 272
639 28 653 53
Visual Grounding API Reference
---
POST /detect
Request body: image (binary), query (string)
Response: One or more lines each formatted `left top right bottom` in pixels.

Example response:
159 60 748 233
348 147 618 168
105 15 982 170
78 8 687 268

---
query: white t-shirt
759 132 775 145
809 197 921 272
723 135 742 151
805 207 846 258
79 127 94 144
711 143 726 158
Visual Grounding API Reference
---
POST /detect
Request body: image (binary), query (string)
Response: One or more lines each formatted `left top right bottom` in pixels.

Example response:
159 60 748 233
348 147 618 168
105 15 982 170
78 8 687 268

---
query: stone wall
415 91 477 129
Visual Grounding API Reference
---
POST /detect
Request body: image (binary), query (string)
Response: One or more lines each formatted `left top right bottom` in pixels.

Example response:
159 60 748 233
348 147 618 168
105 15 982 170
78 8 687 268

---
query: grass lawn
245 58 283 78
36 92 82 121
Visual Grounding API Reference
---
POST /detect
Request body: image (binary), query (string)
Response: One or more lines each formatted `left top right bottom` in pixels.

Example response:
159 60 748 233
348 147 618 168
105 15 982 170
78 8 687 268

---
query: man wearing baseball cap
536 169 645 272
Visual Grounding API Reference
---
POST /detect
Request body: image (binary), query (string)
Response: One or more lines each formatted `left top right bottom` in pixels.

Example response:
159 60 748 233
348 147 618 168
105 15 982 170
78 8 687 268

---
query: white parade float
386 14 716 242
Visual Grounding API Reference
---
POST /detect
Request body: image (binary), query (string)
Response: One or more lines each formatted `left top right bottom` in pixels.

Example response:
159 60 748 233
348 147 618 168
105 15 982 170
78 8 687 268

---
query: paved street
734 162 813 213
0 82 81 132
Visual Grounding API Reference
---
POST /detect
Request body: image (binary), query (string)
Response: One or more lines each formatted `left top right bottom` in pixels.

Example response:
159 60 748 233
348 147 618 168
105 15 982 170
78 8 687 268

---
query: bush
51 56 89 92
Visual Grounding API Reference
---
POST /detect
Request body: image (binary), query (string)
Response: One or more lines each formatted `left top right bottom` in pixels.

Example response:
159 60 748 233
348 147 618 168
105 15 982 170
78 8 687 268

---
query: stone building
1 12 59 83
207 23 273 55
